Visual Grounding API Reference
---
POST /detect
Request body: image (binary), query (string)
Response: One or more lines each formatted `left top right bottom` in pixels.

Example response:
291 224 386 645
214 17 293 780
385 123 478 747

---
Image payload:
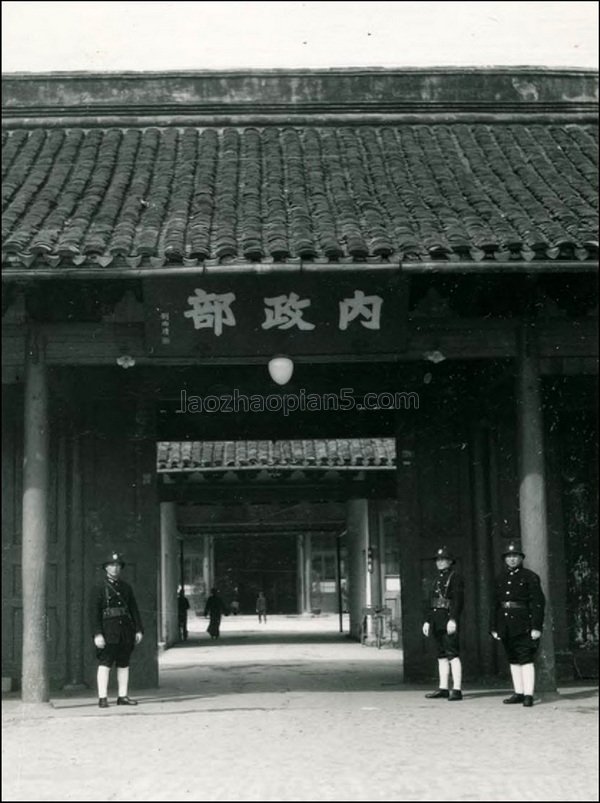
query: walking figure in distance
204 587 228 639
91 551 143 708
256 591 267 624
422 546 464 701
178 586 190 641
490 541 545 707
230 586 240 616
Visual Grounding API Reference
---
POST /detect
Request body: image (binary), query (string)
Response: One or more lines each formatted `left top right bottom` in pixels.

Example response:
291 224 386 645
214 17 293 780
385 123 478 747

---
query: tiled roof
157 438 396 472
2 124 598 270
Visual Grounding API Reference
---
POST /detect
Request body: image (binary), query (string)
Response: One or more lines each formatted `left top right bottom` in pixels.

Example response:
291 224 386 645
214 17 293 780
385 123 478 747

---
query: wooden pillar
21 328 49 703
346 500 363 639
304 533 312 613
179 538 185 591
394 435 416 678
517 324 556 692
363 503 372 636
297 534 306 614
204 534 212 593
470 422 495 675
159 503 169 644
543 413 570 655
158 502 179 647
369 505 383 610
335 531 345 633
65 431 85 688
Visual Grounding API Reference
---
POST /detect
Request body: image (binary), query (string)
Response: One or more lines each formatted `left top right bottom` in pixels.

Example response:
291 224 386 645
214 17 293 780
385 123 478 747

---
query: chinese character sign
183 289 236 336
144 275 406 357
261 292 316 331
339 291 383 331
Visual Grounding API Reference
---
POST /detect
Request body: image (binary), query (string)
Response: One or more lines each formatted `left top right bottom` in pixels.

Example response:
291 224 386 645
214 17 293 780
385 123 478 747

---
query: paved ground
2 615 598 802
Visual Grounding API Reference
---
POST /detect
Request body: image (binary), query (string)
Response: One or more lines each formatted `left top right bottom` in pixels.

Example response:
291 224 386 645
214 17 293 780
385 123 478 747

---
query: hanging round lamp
268 355 294 386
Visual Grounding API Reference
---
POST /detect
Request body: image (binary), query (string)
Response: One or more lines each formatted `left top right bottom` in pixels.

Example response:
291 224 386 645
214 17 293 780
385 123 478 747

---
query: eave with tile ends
157 438 396 473
2 68 598 277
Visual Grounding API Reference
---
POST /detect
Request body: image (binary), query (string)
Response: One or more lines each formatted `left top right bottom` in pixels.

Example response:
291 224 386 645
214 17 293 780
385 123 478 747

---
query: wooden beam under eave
158 479 396 503
2 318 597 370
18 318 600 363
1 260 598 279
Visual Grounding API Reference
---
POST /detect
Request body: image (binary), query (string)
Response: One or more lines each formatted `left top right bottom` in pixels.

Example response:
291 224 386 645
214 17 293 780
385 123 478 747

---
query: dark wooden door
2 386 24 687
1 387 68 689
398 427 477 681
81 398 159 690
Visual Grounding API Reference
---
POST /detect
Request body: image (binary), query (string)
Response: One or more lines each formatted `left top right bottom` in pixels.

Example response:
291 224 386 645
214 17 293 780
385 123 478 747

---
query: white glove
446 619 457 635
422 622 430 637
94 634 106 649
491 631 500 641
135 632 143 645
531 629 541 640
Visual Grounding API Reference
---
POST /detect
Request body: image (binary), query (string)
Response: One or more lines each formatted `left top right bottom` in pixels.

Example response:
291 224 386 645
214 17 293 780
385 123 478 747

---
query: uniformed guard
490 540 545 707
422 546 465 701
91 551 144 708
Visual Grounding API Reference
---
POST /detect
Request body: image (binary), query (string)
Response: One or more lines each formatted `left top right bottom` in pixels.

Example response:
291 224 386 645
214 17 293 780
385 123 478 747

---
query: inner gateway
158 436 400 640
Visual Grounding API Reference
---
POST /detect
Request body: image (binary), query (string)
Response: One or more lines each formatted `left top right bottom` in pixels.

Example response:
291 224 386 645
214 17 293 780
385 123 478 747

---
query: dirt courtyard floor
2 615 598 802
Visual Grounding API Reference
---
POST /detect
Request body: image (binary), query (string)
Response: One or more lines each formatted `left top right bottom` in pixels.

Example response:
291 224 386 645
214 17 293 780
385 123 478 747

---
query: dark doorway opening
214 534 298 614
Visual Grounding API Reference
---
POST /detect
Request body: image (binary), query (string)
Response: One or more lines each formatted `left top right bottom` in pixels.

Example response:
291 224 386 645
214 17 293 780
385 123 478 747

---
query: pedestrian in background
230 586 240 615
256 591 267 624
91 551 143 708
204 588 228 639
177 586 190 641
422 546 464 701
490 541 545 707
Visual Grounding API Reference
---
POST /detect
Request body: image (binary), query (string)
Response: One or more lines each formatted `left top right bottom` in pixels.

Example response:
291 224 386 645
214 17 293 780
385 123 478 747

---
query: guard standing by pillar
91 551 144 708
422 546 464 701
490 541 545 707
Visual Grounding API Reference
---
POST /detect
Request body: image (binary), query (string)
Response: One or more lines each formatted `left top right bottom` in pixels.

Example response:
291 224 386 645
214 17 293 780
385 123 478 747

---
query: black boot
522 695 534 707
425 689 449 699
116 696 138 706
98 698 109 708
503 693 525 704
448 690 463 701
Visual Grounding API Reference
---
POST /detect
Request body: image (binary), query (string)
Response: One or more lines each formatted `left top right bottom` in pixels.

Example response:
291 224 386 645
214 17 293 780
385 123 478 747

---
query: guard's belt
501 601 527 609
103 606 129 618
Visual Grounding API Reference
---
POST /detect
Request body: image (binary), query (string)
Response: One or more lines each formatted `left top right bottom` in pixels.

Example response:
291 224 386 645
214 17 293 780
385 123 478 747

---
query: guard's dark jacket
92 577 144 643
490 566 545 636
424 568 464 627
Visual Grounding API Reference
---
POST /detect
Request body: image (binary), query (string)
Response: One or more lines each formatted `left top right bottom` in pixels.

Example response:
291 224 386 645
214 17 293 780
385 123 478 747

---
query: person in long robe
204 588 228 639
